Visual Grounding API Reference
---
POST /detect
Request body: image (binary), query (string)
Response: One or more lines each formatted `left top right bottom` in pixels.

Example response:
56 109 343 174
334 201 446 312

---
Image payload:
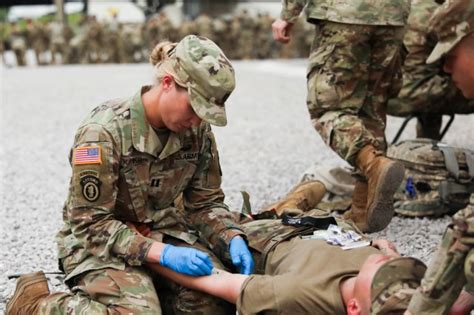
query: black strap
282 214 337 229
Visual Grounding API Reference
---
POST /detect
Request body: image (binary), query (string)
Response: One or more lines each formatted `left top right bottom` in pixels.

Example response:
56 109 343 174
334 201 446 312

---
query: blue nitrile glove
229 236 254 275
160 244 214 277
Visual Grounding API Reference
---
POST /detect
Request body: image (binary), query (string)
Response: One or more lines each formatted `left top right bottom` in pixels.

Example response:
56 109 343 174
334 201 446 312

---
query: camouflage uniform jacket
280 0 410 26
397 0 454 108
57 86 245 281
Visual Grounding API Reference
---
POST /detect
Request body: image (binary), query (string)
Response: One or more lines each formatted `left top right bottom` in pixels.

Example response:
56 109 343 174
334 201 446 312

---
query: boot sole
367 162 405 232
6 271 48 314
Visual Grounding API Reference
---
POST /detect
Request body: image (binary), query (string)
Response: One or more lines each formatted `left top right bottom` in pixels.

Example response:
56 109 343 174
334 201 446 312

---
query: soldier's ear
346 299 361 315
162 75 174 90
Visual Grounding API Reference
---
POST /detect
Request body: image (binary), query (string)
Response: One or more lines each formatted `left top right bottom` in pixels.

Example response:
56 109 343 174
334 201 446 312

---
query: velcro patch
80 175 101 202
74 146 102 165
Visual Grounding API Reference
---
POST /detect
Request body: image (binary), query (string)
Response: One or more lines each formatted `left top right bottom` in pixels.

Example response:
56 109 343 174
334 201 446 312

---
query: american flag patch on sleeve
73 146 102 165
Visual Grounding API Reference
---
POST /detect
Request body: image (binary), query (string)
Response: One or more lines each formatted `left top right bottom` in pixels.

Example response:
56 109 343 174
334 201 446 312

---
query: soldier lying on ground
405 1 474 314
131 209 430 315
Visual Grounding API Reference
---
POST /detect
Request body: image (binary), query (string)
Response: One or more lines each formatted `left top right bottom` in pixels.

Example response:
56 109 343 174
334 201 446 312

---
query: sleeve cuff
220 228 246 248
280 9 300 23
124 233 154 266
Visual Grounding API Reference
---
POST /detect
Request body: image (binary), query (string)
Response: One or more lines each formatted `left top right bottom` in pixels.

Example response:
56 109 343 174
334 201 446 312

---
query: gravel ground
1 59 472 311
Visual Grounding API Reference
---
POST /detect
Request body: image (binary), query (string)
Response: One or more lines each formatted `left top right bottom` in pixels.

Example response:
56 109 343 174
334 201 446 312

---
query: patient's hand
371 239 400 257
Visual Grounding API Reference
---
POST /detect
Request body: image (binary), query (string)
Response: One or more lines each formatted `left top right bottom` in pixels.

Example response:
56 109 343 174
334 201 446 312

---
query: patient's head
346 255 426 315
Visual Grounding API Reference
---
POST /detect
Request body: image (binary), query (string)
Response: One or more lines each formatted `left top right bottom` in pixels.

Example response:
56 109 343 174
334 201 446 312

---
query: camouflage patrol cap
370 257 427 315
171 35 235 126
427 0 474 63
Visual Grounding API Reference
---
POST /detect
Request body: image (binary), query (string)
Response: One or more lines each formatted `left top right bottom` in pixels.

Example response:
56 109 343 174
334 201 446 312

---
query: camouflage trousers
306 21 405 166
13 47 26 66
408 194 474 314
51 42 67 65
39 237 235 315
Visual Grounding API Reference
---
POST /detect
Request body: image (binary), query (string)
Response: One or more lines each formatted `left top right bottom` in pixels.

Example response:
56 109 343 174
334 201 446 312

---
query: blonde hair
149 41 188 88
149 41 177 66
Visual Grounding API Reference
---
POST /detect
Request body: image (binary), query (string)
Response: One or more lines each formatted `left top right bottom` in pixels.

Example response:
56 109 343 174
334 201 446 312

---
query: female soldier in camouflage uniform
7 35 253 315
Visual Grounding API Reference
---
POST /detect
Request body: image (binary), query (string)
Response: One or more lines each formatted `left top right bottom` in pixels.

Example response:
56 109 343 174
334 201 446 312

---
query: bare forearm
147 263 248 303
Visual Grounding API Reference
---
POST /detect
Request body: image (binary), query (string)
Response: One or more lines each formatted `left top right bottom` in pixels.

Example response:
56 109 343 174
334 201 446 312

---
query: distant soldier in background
122 24 145 63
145 14 160 52
68 15 86 64
9 21 27 66
49 20 71 65
211 16 229 54
387 0 474 140
237 10 255 59
229 15 242 59
26 19 50 65
273 0 410 233
158 12 176 42
195 12 214 40
179 16 195 41
104 12 124 63
255 13 274 59
83 16 103 63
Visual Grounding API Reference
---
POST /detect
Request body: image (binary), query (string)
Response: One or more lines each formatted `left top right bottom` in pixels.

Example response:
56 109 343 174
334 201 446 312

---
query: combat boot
355 145 405 232
6 271 50 315
343 179 369 232
263 180 327 217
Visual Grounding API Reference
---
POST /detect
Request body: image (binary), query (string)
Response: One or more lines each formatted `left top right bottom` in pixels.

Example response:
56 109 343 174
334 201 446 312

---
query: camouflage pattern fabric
280 0 409 26
306 21 405 165
50 86 245 315
39 266 161 314
408 194 474 314
370 257 427 314
387 0 474 134
427 0 474 63
9 25 27 66
387 139 474 216
157 35 235 127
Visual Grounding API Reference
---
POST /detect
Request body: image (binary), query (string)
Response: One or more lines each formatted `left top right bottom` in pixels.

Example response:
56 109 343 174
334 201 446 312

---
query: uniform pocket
115 157 150 222
306 43 339 118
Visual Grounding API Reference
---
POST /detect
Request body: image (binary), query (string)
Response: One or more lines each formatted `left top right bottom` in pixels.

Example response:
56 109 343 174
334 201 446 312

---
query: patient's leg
147 263 248 304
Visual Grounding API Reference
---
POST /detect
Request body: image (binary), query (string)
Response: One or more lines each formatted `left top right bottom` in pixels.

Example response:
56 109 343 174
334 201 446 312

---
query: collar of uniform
131 86 183 159
159 132 183 160
130 86 163 157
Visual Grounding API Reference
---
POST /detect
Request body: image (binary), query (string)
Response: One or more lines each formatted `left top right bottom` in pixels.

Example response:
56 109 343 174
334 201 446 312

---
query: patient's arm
147 263 248 303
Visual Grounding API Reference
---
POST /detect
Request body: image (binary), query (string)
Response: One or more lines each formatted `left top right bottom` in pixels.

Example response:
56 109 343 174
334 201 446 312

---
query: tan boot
344 179 369 231
6 271 50 315
263 180 327 217
355 145 405 232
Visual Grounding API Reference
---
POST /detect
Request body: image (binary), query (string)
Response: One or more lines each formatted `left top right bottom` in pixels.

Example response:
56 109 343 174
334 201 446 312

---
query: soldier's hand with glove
229 236 254 275
159 244 214 277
